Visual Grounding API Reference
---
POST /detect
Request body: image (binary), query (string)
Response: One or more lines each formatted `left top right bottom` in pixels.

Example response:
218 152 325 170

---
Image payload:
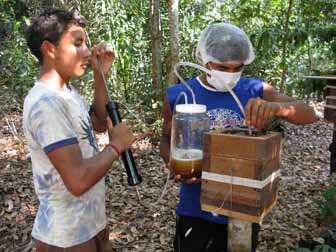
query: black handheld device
106 101 142 185
93 42 142 186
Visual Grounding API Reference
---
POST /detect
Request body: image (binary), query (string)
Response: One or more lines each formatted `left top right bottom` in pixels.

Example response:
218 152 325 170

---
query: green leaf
323 188 336 201
313 244 336 252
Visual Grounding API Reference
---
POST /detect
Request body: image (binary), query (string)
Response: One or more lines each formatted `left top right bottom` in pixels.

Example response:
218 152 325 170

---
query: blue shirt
167 76 263 224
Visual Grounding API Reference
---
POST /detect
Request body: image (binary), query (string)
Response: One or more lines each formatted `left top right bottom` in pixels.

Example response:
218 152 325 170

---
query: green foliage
298 244 336 252
315 188 336 222
0 1 38 97
0 0 335 132
65 0 151 104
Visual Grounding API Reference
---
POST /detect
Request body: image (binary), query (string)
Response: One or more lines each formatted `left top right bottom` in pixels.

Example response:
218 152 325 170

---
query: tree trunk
279 0 293 93
307 36 312 75
228 218 252 252
166 0 179 86
305 35 312 103
150 0 162 97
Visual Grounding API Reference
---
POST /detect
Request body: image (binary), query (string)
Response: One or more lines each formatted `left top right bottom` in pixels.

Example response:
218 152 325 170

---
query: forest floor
0 90 335 252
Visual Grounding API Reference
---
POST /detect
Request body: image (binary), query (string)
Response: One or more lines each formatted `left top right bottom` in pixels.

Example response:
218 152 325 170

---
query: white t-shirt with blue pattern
23 81 106 248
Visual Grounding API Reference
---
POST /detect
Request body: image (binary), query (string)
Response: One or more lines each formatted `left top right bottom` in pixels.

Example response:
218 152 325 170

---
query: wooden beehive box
324 77 336 122
303 75 336 122
200 129 282 223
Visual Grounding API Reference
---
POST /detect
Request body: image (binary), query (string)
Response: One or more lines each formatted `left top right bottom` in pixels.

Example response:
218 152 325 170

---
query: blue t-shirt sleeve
28 95 78 153
251 78 264 98
166 79 197 113
167 84 186 113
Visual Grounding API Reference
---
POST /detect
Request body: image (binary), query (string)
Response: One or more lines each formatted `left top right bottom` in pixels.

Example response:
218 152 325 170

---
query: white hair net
196 23 255 65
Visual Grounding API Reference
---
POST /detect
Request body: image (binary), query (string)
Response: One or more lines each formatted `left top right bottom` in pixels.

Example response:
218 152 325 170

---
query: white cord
135 168 171 208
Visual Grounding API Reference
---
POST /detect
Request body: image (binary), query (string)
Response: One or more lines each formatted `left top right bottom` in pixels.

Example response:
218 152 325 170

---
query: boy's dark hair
25 8 86 64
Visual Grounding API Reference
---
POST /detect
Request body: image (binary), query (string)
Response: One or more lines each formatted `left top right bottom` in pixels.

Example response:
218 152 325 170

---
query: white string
135 165 171 208
211 164 234 213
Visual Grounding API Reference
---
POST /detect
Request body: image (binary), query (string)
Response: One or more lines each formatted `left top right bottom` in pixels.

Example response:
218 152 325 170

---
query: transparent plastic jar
170 104 210 178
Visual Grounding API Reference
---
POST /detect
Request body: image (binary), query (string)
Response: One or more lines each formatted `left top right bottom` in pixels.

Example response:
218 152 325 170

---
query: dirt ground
0 96 335 252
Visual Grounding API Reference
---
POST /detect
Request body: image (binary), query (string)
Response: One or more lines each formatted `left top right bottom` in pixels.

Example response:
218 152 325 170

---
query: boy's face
52 24 90 79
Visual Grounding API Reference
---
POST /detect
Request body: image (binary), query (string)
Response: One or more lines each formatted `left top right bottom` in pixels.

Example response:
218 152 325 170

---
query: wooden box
200 130 282 223
324 78 336 122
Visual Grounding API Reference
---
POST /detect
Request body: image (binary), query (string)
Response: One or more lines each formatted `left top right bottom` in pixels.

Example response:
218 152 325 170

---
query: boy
160 23 316 252
23 8 134 251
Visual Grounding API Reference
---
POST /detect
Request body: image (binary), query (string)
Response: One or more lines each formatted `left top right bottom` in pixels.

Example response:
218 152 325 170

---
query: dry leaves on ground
0 101 335 252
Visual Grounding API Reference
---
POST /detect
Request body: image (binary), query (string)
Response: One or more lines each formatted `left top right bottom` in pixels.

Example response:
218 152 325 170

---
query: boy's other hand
107 117 135 153
92 41 115 76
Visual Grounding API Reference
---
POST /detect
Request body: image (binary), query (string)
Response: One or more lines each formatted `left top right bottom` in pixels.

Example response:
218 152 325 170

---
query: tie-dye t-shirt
23 81 105 247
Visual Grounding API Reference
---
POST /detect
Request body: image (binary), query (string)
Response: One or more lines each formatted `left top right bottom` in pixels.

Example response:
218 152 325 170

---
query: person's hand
166 162 201 184
91 41 115 76
106 117 135 153
244 98 281 130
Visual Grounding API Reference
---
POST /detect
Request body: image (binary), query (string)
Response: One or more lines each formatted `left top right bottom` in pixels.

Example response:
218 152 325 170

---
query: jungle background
0 0 336 251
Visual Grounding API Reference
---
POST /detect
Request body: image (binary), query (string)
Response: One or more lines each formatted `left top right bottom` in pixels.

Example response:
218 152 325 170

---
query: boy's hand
166 162 201 184
244 98 281 130
92 42 115 76
106 117 135 153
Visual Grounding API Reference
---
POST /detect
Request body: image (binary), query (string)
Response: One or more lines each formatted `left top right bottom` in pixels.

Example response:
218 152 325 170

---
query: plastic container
170 104 210 178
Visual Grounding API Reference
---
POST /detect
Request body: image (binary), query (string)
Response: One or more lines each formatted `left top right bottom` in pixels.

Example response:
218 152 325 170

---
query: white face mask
206 69 242 92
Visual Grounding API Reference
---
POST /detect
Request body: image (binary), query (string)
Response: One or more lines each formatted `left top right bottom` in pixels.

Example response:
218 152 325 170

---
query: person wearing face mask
160 23 316 252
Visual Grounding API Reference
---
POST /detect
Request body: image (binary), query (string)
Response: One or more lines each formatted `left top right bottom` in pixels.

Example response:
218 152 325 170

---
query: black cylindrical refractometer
97 54 142 186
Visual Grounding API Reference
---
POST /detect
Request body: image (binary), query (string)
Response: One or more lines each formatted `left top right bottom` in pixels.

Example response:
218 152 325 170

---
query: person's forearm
69 147 117 196
276 101 316 125
92 70 109 127
159 138 171 164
